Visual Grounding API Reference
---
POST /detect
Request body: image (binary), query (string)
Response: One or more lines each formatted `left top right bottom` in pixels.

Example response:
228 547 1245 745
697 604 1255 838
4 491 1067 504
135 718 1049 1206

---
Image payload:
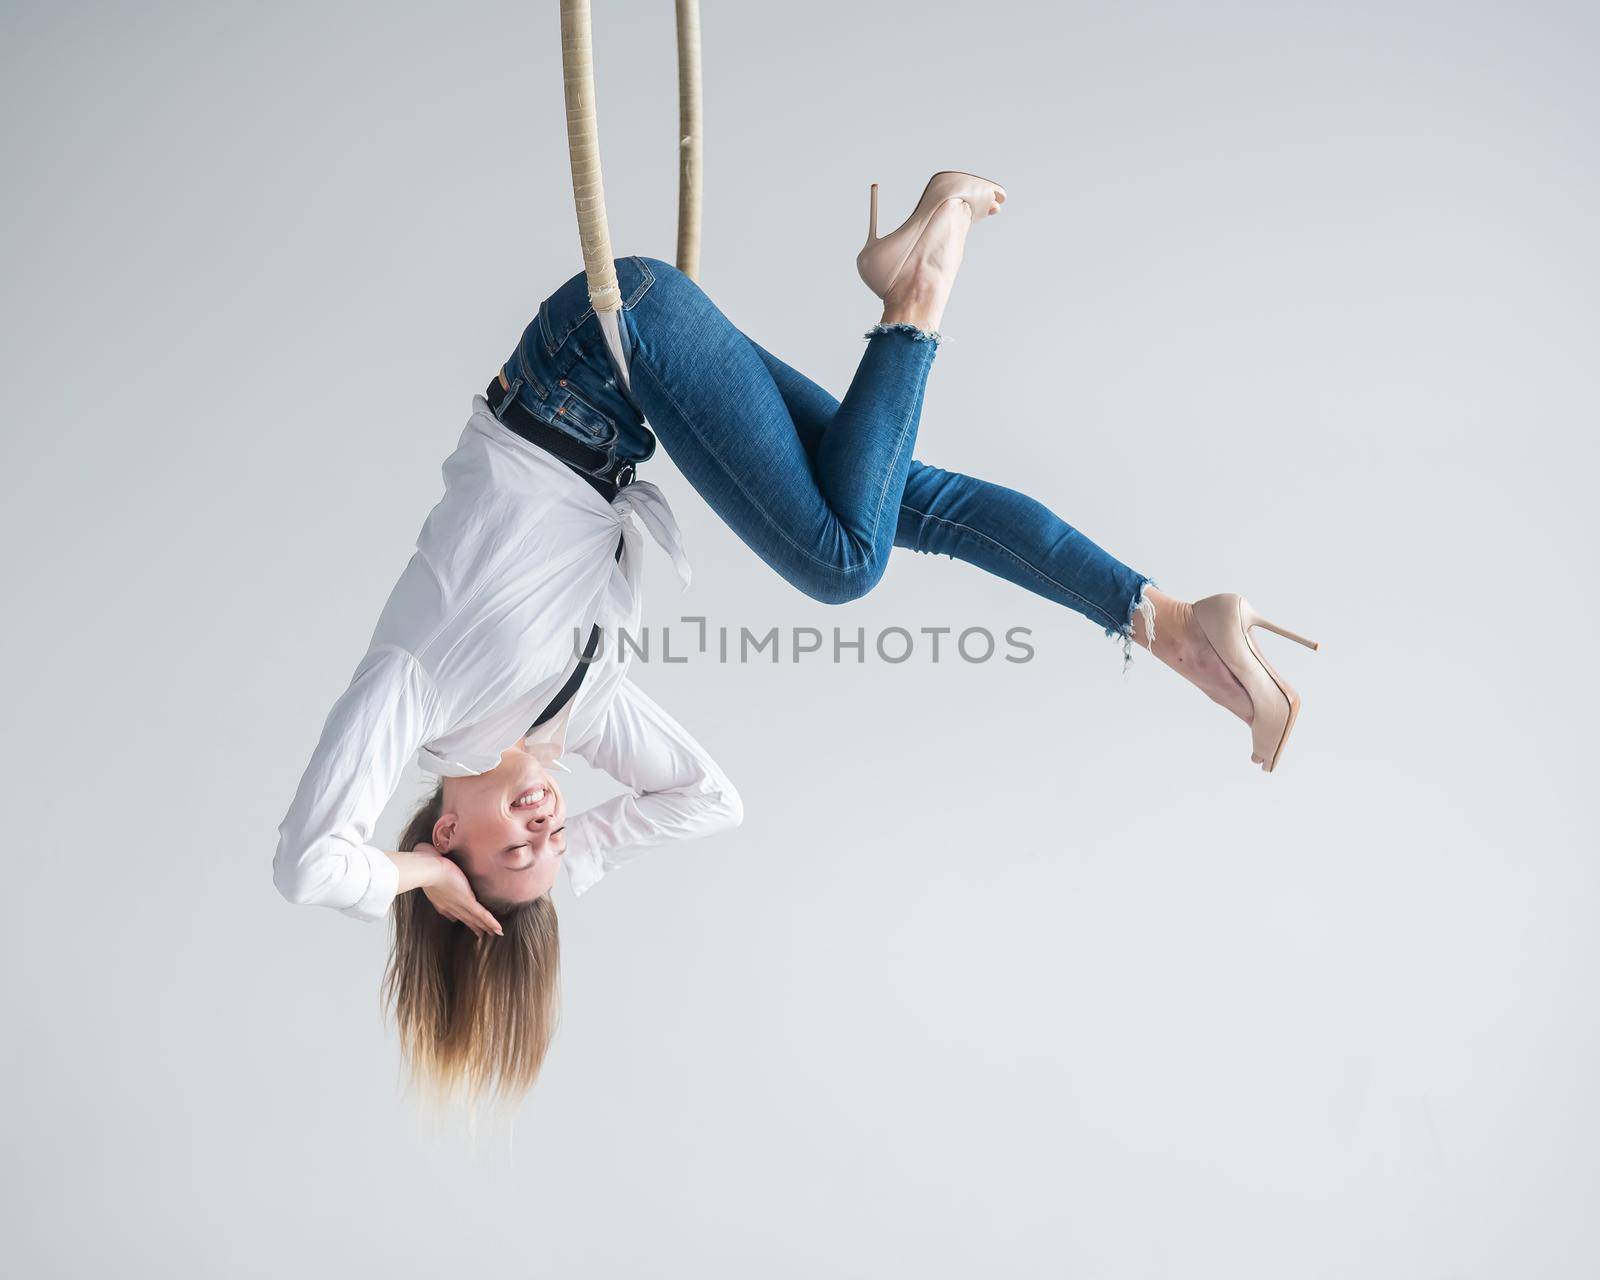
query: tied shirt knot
613 480 692 590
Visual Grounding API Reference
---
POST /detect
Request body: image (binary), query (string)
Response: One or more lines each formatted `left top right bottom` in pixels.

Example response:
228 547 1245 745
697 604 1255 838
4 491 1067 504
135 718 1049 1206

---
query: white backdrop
3 2 1597 1276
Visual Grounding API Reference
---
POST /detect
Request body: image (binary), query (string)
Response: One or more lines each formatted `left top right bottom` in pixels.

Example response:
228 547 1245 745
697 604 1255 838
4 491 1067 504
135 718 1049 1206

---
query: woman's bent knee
797 556 887 606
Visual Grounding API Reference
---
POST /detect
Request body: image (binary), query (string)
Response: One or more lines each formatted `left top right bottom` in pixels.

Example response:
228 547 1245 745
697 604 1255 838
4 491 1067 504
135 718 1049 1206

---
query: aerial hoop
559 0 703 393
674 0 703 282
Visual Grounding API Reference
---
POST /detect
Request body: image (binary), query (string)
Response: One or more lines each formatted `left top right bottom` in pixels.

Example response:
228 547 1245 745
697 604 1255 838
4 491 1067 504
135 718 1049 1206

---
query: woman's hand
389 844 503 938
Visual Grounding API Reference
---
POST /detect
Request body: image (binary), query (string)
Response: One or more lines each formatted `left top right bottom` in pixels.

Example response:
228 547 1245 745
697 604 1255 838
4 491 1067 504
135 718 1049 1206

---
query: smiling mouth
511 783 557 819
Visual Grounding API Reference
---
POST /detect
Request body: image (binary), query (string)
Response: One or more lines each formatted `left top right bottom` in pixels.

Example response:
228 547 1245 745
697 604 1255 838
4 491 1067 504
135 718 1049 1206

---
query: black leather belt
486 376 629 502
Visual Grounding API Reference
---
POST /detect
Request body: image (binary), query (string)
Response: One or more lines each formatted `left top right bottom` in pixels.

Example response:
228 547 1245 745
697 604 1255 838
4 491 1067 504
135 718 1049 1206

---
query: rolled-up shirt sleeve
561 678 743 897
274 645 440 923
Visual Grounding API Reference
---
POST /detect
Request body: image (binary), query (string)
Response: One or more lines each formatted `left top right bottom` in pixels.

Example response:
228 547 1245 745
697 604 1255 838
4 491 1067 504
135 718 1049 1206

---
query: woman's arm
560 677 744 896
388 845 503 938
273 645 440 923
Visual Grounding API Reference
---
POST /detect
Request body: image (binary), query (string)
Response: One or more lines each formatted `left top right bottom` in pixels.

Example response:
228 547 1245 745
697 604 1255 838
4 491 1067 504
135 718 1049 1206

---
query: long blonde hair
381 783 562 1110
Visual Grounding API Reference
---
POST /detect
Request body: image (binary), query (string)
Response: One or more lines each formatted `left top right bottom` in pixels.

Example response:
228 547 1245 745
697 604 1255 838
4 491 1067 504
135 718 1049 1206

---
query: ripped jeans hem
863 321 945 345
1103 576 1157 671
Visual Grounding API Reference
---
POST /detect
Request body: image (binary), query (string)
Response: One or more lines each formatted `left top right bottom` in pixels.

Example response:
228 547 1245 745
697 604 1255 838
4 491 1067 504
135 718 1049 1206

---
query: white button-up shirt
273 395 742 923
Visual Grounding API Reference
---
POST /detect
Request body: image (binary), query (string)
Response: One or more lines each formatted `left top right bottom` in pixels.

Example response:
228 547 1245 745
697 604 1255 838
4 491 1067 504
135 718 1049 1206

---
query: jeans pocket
537 257 657 357
619 255 656 309
547 380 619 447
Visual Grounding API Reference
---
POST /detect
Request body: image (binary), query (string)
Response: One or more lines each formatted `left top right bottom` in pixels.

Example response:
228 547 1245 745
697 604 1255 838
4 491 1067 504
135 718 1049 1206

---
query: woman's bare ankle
879 292 945 333
1131 587 1191 662
877 199 971 334
1133 586 1254 723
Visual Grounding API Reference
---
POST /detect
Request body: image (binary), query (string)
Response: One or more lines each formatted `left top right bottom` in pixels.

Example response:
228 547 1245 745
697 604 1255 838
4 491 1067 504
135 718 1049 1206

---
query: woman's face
435 745 567 907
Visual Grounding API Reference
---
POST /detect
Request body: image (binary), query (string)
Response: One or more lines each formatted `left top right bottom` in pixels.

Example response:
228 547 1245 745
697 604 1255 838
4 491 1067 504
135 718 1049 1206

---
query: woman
274 170 1317 1106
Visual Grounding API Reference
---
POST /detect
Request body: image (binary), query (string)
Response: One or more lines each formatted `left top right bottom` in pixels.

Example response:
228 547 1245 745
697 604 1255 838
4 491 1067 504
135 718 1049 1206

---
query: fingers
422 883 502 939
445 905 503 939
474 905 505 938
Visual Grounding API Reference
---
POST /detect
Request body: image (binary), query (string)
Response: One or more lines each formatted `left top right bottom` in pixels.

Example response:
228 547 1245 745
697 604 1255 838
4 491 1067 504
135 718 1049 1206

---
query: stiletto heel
1248 611 1321 652
855 169 1007 300
1192 593 1320 773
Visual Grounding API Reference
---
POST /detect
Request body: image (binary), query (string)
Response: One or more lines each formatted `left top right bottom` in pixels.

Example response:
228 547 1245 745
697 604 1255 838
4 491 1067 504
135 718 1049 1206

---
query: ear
432 812 458 853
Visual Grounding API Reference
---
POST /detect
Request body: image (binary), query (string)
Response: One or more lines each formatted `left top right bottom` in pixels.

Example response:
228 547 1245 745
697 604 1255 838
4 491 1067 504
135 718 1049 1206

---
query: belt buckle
615 461 636 488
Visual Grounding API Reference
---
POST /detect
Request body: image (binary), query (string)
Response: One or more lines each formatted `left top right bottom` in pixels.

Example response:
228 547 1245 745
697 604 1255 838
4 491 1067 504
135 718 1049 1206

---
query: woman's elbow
272 838 327 907
274 862 313 906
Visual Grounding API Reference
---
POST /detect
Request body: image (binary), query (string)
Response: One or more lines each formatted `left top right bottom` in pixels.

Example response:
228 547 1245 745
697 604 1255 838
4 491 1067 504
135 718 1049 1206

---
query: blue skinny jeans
499 255 1154 644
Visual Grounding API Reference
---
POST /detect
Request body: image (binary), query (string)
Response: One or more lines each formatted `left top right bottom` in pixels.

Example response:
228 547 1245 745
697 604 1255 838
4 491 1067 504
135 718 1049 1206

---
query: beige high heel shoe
1191 593 1321 773
856 170 1007 299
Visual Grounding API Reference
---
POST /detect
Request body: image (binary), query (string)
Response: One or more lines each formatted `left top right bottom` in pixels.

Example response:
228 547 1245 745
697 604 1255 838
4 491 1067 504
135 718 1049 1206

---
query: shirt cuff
561 821 606 898
339 844 400 923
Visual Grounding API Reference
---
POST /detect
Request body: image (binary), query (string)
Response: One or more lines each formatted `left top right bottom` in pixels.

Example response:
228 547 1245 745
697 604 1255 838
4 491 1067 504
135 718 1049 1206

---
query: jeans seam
556 379 621 450
542 302 581 356
857 331 937 577
544 258 656 355
623 256 655 308
862 403 917 574
501 356 619 474
513 344 548 400
633 354 871 578
899 503 1120 630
